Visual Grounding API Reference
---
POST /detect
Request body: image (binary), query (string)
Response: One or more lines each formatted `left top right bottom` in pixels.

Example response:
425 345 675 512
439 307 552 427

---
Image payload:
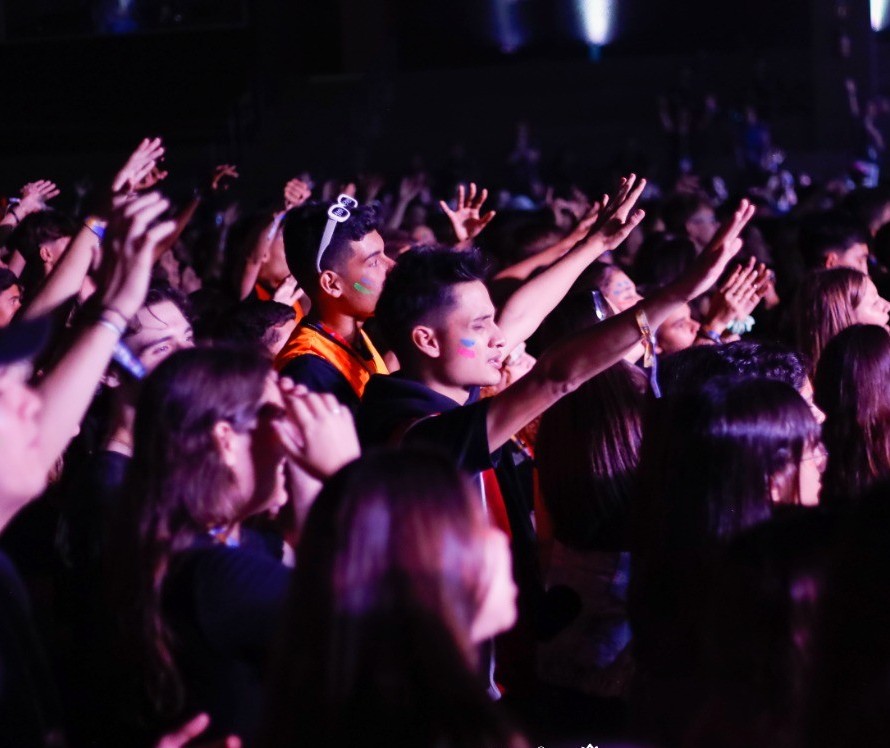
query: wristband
101 304 131 329
7 207 20 225
635 308 662 399
96 316 125 338
697 328 723 345
84 217 107 240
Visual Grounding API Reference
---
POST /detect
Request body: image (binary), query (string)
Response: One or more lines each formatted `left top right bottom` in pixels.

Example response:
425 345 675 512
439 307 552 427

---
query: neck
313 306 363 345
404 362 472 406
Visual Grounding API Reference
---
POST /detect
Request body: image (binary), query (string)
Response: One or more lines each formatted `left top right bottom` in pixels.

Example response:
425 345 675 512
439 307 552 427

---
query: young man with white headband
276 195 394 412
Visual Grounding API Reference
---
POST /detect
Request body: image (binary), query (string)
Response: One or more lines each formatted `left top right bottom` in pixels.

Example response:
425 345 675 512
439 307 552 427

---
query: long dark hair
536 361 647 551
630 378 821 677
794 267 867 370
814 324 890 505
112 346 271 715
259 449 522 748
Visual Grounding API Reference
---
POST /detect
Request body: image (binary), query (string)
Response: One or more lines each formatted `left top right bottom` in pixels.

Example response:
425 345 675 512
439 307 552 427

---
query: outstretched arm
496 175 647 353
34 192 176 472
22 139 167 319
486 200 755 450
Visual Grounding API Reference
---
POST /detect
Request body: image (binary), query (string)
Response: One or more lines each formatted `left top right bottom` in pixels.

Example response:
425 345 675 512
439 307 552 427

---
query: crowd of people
1 125 890 748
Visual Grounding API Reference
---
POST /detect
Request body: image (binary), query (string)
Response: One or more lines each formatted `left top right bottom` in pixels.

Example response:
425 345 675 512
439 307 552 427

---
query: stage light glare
872 0 890 31
578 0 615 45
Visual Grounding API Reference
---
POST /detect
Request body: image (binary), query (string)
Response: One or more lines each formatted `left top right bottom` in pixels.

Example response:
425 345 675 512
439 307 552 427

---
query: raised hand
131 165 169 192
111 137 165 196
439 182 497 244
272 381 360 480
283 177 311 210
358 172 386 203
96 191 177 321
211 164 239 193
398 174 425 204
155 712 241 748
17 179 61 216
705 257 769 333
586 173 647 250
674 200 756 302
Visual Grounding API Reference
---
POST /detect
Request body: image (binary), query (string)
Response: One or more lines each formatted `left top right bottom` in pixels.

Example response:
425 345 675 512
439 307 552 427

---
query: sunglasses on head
316 194 359 273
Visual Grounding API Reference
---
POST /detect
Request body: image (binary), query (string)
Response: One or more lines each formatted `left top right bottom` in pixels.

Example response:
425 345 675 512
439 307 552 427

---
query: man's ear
411 325 441 359
211 420 238 468
318 270 344 298
824 251 840 269
38 245 53 265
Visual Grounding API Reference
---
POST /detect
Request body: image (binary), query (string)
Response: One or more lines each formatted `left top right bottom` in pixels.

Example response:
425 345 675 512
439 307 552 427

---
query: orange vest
274 321 388 399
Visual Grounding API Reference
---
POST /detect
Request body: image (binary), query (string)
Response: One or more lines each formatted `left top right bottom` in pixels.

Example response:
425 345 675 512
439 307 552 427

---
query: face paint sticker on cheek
354 277 375 295
458 338 477 358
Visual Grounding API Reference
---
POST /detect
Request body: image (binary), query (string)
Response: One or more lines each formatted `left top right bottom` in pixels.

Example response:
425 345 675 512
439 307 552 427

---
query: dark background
0 0 884 199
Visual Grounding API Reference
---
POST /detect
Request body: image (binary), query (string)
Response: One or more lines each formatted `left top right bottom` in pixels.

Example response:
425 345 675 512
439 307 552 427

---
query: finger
467 182 477 206
121 191 166 220
142 219 178 256
301 392 331 421
609 208 646 245
719 264 743 294
477 187 489 209
318 393 343 414
438 200 454 217
272 419 306 454
288 392 320 429
615 177 646 222
128 202 172 244
456 184 465 209
161 712 210 747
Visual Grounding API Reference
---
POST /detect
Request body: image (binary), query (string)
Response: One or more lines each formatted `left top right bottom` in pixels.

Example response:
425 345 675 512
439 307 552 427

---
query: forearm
387 197 411 230
35 319 120 470
487 284 684 450
493 231 579 283
497 236 606 352
23 224 99 320
153 196 200 263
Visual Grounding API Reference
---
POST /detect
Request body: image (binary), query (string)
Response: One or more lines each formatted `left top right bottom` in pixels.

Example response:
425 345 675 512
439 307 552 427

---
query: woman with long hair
260 449 524 748
111 345 358 743
534 361 647 720
814 324 890 506
794 267 889 369
628 377 823 744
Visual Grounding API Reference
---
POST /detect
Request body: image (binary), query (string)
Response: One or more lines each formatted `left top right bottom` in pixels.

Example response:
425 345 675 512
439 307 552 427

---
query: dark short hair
374 246 488 363
124 281 192 339
799 211 869 268
659 340 809 396
7 210 78 264
282 201 381 296
0 268 21 294
213 300 295 349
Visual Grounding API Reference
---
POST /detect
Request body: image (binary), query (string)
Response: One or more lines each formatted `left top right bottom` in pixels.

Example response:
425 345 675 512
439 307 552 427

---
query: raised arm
22 139 167 319
496 174 647 353
2 180 62 273
485 200 755 451
439 182 496 248
34 192 175 472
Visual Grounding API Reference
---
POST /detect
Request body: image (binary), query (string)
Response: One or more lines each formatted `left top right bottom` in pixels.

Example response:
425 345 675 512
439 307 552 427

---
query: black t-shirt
163 530 291 742
280 354 360 413
358 372 495 474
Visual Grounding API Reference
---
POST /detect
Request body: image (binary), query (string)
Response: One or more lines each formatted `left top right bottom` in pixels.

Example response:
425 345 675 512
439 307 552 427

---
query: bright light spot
577 0 616 45
872 0 890 31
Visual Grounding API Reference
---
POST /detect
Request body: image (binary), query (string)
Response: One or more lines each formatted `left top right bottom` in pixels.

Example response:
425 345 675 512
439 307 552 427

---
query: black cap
0 315 51 367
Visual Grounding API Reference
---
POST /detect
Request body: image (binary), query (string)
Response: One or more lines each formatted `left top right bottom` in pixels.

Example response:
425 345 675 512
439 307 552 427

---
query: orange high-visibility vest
274 320 388 399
